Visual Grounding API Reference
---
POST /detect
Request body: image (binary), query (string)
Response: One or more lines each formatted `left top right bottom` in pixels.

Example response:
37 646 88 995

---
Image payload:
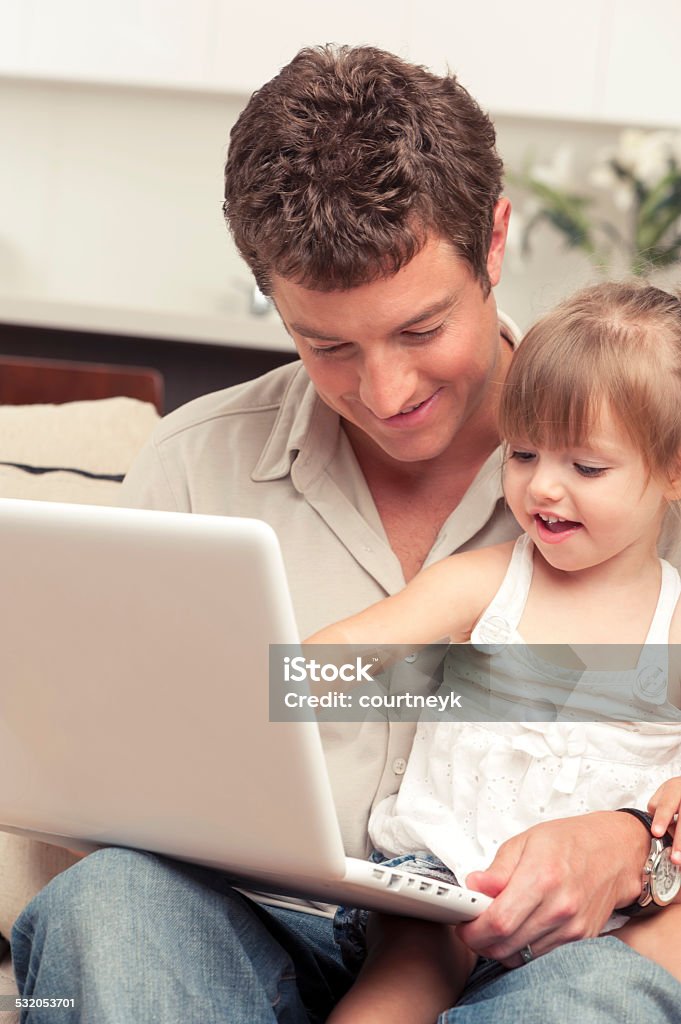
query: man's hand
456 810 649 968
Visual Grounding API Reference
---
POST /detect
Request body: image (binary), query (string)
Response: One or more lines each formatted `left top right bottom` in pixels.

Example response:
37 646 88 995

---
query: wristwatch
616 808 681 914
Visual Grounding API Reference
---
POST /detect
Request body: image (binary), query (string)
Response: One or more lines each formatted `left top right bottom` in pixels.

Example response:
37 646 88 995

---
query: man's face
271 203 510 465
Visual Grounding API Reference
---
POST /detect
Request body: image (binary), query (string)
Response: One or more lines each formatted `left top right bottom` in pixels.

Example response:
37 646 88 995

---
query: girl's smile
503 403 675 575
533 513 583 544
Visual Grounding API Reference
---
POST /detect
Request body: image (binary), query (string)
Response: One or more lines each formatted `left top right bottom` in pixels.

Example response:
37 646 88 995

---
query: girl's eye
509 449 535 463
575 463 607 477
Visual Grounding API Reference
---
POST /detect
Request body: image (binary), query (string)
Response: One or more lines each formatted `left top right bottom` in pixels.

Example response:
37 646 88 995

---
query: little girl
306 281 681 1022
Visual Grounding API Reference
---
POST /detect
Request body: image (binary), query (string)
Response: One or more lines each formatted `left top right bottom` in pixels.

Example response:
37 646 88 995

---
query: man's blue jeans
11 848 681 1023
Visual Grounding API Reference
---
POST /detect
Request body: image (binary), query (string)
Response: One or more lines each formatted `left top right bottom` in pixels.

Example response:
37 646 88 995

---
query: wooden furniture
0 355 164 413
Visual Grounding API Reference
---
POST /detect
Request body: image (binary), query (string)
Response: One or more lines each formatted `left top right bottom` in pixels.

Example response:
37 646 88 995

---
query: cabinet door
0 0 216 88
597 0 681 127
403 0 607 121
0 0 24 72
209 0 412 94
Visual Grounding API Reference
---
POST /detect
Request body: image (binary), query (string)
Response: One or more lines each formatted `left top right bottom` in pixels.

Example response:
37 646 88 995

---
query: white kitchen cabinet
209 0 411 94
402 0 607 121
0 0 217 89
597 0 681 127
0 0 679 126
0 0 411 93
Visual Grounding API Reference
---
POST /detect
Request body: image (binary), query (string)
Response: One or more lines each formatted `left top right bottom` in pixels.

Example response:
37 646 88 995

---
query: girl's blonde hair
499 281 681 483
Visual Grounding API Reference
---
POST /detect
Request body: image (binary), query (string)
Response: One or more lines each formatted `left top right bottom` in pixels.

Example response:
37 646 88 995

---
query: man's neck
342 330 512 579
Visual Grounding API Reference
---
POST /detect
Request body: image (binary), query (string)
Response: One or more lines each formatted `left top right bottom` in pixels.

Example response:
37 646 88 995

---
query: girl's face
503 403 675 575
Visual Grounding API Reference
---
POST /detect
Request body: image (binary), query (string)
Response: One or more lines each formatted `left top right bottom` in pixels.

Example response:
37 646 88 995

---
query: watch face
652 847 681 905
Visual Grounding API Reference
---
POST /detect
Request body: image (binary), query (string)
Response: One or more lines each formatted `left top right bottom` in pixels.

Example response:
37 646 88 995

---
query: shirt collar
251 363 340 487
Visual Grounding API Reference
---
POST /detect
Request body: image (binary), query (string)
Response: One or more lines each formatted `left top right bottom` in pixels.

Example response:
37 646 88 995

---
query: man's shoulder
152 360 307 445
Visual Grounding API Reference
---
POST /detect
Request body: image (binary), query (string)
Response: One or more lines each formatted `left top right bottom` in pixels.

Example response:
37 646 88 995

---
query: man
12 44 681 1022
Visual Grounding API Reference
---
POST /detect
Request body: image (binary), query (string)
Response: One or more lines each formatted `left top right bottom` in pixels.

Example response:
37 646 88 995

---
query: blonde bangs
499 281 681 481
499 335 603 451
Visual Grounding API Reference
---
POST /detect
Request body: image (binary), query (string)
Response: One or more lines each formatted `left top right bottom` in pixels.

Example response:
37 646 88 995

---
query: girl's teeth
539 514 566 524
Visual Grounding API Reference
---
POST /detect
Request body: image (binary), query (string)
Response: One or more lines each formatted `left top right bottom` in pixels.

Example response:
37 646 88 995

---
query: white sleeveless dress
369 534 681 891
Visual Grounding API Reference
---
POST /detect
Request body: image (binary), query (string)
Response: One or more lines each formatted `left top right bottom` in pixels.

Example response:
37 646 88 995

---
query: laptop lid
0 497 347 882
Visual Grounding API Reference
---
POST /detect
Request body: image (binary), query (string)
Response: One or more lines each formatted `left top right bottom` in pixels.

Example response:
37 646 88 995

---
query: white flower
614 129 675 186
530 144 576 189
615 129 649 174
613 182 635 212
589 156 635 211
589 162 618 190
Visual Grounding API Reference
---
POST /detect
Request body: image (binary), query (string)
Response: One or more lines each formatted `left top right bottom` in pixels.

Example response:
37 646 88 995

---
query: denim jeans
11 847 681 1023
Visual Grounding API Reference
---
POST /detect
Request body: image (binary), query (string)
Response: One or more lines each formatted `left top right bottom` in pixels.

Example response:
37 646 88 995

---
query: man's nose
357 351 418 419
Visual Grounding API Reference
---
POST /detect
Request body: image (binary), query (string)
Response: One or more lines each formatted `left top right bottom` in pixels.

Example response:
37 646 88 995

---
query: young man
12 45 681 1022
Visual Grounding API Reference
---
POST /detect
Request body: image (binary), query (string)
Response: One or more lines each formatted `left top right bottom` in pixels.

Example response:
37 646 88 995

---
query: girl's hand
648 777 681 865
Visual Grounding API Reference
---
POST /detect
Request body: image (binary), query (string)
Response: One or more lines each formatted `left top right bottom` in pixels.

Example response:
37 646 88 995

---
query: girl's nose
528 463 565 504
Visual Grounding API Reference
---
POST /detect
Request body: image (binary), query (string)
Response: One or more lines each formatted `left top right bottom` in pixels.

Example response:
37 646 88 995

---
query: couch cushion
0 396 159 952
0 397 159 505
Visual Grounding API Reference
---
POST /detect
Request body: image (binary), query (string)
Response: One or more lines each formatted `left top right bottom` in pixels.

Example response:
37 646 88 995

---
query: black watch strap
616 807 654 915
616 807 654 833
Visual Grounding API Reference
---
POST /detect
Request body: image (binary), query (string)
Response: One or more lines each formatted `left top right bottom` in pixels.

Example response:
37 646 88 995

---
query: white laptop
0 497 490 923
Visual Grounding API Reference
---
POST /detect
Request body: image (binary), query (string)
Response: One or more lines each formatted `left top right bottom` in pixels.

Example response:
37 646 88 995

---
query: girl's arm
648 777 681 866
327 913 476 1024
305 542 513 650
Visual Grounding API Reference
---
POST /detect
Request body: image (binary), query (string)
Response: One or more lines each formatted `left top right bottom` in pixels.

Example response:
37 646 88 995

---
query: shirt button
392 758 407 775
404 653 418 663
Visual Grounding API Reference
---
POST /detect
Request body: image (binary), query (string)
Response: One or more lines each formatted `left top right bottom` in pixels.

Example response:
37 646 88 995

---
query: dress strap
634 559 681 707
643 559 681 644
470 533 533 648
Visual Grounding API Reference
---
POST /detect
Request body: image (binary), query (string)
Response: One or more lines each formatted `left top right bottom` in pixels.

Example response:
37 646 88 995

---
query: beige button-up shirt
119 329 524 869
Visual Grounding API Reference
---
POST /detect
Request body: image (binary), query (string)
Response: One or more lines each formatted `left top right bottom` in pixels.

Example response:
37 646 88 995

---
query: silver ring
519 944 534 964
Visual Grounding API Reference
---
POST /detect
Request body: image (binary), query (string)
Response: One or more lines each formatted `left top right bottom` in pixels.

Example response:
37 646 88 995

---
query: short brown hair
499 281 681 482
224 45 503 296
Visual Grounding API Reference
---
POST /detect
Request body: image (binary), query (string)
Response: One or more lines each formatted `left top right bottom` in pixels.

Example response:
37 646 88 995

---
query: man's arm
456 810 650 967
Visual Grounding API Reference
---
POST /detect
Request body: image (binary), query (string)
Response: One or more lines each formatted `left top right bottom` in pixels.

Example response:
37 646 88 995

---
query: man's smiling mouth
375 390 443 426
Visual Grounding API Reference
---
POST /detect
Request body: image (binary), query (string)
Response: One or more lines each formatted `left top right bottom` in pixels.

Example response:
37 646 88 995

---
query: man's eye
575 463 607 477
404 325 445 341
309 344 346 357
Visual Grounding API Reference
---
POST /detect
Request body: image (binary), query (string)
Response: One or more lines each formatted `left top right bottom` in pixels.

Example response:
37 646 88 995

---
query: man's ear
487 198 511 289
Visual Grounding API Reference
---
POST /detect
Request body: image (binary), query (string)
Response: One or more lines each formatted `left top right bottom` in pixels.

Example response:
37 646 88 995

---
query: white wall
0 72 675 342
